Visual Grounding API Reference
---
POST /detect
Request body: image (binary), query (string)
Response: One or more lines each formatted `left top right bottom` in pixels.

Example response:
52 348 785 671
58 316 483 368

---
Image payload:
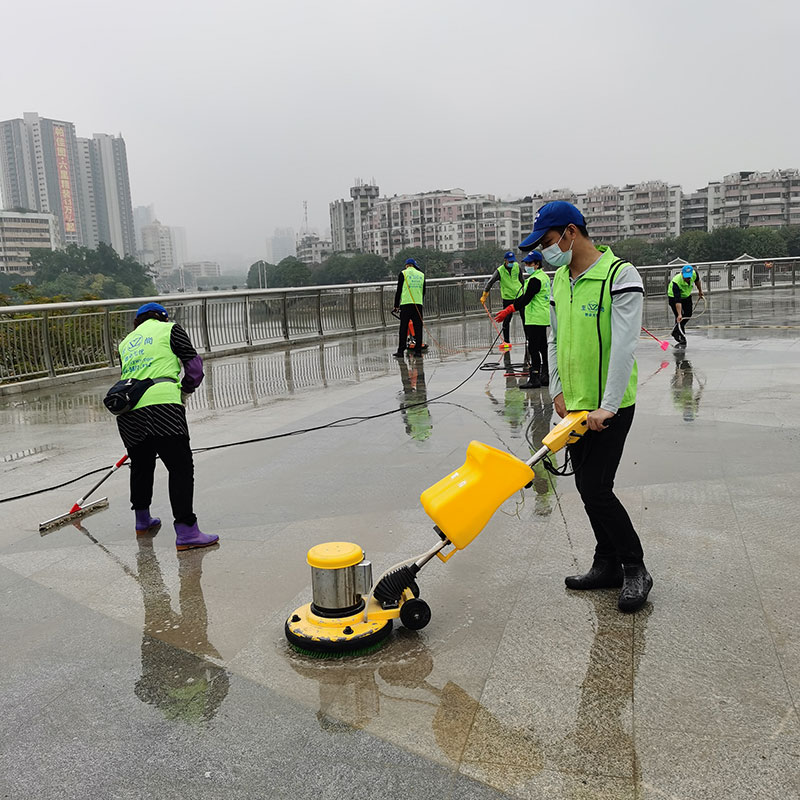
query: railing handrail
0 273 494 315
3 256 799 316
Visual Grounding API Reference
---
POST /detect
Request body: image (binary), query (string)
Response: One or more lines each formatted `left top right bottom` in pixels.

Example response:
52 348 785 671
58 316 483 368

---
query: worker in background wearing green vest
668 264 704 346
393 258 426 358
481 250 524 347
116 303 219 551
519 201 652 612
494 250 551 388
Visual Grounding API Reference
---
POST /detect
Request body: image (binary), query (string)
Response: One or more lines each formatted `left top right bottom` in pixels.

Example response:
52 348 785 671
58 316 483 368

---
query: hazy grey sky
4 0 799 270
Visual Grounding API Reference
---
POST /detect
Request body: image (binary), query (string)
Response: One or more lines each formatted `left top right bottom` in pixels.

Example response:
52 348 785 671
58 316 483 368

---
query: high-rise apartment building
330 170 800 259
266 227 296 263
182 260 220 279
0 113 136 256
140 219 176 276
133 204 156 254
719 170 800 229
0 113 84 246
331 185 526 259
0 210 58 275
296 232 333 265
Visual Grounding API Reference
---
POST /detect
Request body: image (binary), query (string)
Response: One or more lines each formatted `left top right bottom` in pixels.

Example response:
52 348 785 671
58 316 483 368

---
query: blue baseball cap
519 201 586 250
504 251 515 261
405 258 418 266
136 302 168 319
522 251 543 264
681 265 694 278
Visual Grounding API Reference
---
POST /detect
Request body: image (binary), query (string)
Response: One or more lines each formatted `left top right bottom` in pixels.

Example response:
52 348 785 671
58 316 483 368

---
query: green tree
246 260 277 288
269 256 312 288
390 247 452 278
29 243 155 299
611 238 663 266
742 228 787 258
350 254 389 282
457 245 507 274
316 254 357 285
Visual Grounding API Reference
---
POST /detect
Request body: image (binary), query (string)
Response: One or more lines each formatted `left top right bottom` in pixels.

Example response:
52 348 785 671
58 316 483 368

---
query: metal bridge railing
0 257 796 385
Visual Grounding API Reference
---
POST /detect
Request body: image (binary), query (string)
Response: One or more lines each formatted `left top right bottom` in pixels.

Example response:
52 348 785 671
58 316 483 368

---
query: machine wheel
400 598 431 630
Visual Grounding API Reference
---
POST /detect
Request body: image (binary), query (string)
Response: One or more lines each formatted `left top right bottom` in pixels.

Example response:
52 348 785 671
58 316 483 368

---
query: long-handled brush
39 454 128 534
641 326 670 350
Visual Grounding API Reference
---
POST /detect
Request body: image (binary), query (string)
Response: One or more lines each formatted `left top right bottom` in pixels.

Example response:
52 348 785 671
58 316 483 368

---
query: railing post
244 296 253 346
349 287 356 331
793 260 797 286
200 297 211 353
728 265 733 291
460 281 466 317
770 261 775 287
437 285 442 319
316 290 323 335
102 307 115 366
41 310 55 377
748 263 754 289
379 285 386 327
281 293 290 340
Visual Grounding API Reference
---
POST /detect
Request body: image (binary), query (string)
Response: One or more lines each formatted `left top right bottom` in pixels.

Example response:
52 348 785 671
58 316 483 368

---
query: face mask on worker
541 229 574 267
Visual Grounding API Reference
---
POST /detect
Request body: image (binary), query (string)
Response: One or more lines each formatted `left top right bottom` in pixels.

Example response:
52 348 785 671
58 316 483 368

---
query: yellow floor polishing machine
285 410 589 657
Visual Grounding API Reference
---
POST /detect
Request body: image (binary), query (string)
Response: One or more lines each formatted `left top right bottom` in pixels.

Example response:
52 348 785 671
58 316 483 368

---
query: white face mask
541 230 574 267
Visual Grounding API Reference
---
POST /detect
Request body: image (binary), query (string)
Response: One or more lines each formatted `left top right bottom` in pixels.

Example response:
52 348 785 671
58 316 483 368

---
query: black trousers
128 435 196 525
524 324 549 373
669 295 693 342
567 404 644 565
501 299 519 343
398 304 423 354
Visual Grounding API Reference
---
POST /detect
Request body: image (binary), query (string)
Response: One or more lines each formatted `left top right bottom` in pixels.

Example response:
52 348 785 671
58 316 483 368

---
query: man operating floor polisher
284 411 589 657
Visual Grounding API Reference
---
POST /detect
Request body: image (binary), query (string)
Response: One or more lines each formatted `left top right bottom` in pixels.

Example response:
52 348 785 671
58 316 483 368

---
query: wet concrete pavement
1 288 799 799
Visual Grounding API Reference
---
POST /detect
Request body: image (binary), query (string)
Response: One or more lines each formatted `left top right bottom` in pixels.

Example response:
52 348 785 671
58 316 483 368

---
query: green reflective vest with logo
400 266 425 306
551 247 638 411
523 270 551 326
118 319 182 410
499 262 522 300
669 271 695 299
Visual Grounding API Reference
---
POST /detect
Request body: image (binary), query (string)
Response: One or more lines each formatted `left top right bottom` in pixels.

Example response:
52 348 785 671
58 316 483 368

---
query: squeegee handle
74 454 129 508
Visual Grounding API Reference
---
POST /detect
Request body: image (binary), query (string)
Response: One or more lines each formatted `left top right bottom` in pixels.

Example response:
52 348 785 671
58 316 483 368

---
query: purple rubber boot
174 521 219 551
135 508 161 536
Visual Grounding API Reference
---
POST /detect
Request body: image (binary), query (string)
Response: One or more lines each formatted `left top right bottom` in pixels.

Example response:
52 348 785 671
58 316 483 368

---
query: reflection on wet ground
1 288 799 799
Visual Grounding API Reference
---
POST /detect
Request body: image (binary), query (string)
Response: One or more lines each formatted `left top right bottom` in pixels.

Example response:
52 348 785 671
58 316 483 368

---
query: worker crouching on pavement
393 258 426 358
481 250 524 348
519 201 652 612
116 302 219 551
494 251 550 389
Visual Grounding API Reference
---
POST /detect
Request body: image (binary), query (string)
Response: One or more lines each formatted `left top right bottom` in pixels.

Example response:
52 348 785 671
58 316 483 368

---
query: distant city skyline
2 2 796 270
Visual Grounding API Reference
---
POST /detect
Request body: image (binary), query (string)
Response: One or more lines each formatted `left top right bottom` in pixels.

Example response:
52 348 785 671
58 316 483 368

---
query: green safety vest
118 318 182 410
551 246 638 411
499 262 522 300
523 270 551 326
400 266 425 306
669 271 696 299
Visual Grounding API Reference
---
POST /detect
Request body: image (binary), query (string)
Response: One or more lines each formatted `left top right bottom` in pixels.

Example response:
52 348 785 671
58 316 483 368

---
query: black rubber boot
618 563 653 612
540 370 549 386
519 371 541 389
392 351 405 358
565 559 623 590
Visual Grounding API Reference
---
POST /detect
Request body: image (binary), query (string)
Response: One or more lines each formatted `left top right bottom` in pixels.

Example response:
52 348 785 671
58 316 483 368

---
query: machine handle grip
436 547 457 563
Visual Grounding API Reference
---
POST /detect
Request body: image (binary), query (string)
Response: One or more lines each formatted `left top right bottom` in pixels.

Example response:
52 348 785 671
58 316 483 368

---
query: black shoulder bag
103 377 177 416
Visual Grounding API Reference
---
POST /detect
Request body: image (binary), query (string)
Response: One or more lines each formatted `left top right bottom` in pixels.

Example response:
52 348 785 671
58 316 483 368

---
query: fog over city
3 0 798 269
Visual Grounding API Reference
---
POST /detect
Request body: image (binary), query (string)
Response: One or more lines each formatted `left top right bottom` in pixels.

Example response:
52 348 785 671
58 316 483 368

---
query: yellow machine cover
420 441 534 551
